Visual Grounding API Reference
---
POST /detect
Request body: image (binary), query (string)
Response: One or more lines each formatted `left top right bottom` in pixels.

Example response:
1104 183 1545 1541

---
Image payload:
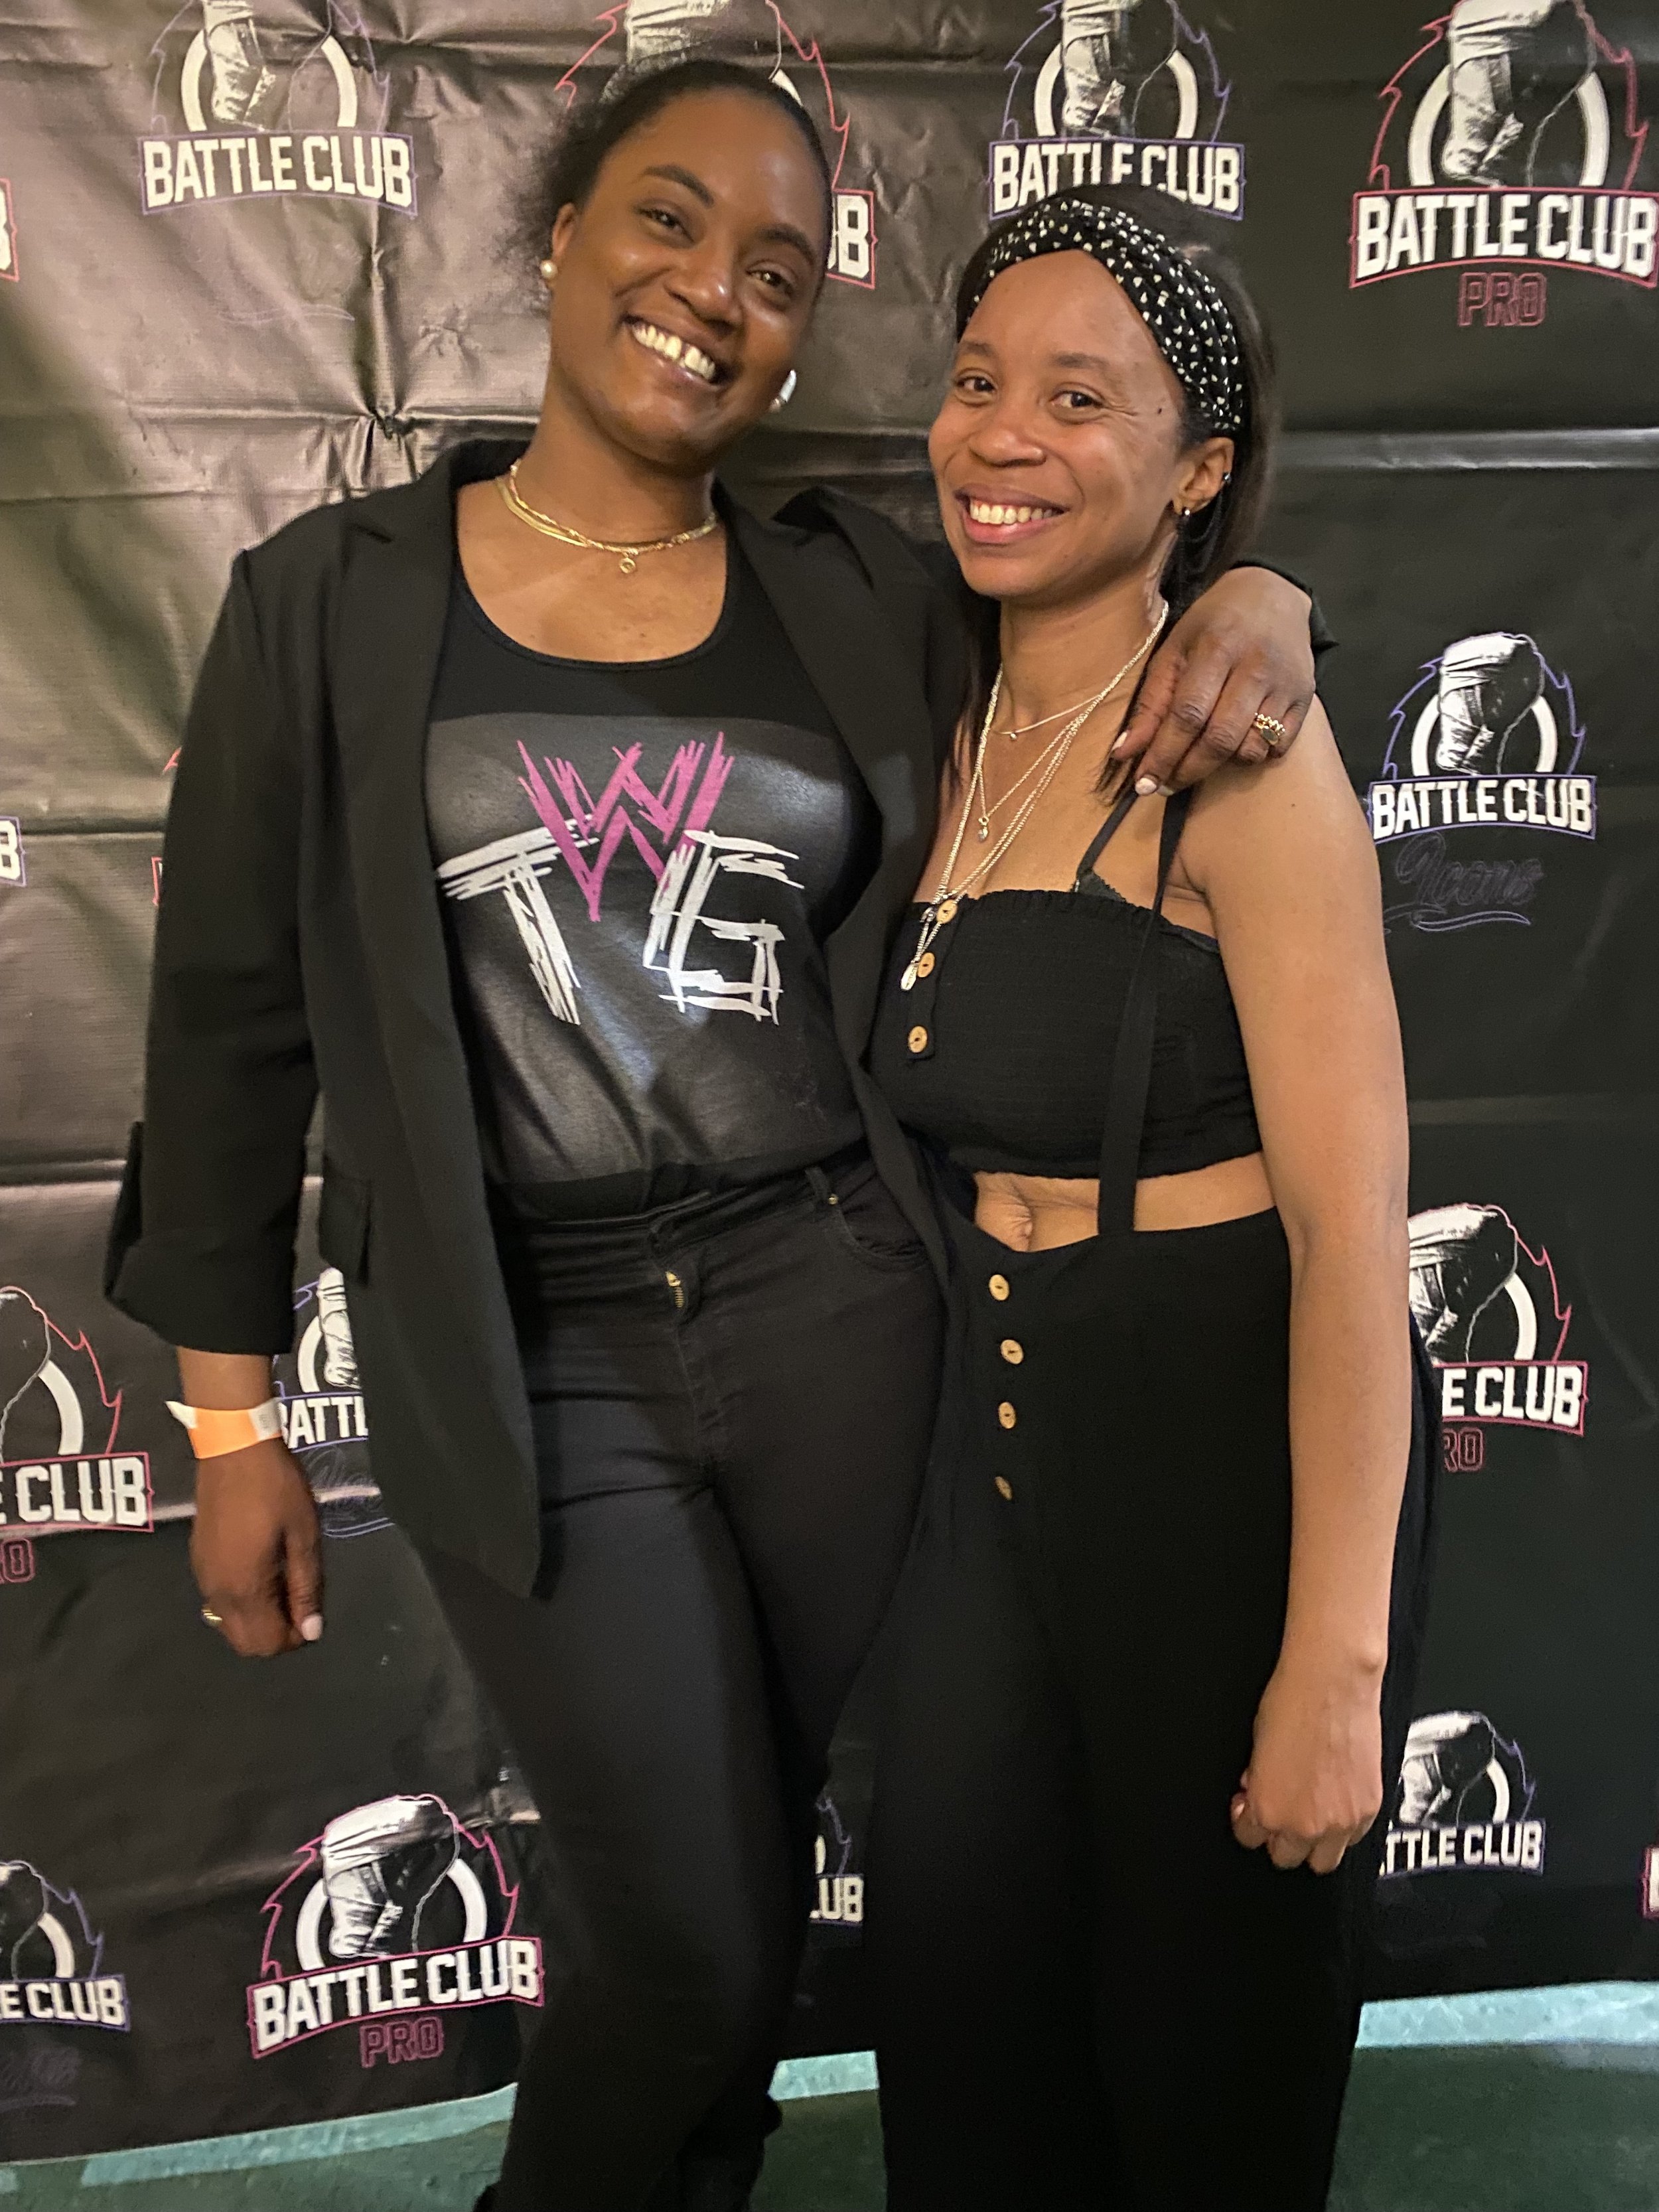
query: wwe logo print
438 733 803 1026
645 832 800 1019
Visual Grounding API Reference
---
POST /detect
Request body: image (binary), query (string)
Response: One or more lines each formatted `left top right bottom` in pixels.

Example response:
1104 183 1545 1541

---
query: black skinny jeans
420 1151 942 2212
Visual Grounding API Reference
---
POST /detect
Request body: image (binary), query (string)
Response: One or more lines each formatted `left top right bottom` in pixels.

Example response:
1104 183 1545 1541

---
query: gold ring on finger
1252 711 1288 749
200 1606 224 1625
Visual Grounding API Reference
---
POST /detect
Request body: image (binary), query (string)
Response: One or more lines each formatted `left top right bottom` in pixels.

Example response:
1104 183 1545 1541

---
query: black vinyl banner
1 0 1657 2159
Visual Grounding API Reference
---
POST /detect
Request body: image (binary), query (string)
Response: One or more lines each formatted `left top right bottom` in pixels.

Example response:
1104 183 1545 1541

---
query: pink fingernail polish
299 1614 324 1643
1135 776 1159 797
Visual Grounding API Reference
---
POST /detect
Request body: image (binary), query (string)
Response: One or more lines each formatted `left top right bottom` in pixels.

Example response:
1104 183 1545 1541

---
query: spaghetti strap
1095 788 1195 1236
1070 786 1140 893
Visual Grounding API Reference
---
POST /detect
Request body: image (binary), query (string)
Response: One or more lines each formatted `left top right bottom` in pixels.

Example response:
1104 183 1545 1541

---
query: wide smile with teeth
627 318 723 386
965 498 1061 527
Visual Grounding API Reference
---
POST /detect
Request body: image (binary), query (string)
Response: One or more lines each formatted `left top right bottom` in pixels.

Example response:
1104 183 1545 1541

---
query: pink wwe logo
518 735 734 922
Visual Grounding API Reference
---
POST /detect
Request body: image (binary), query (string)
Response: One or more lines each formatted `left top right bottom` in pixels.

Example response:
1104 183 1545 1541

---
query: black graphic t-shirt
426 540 877 1217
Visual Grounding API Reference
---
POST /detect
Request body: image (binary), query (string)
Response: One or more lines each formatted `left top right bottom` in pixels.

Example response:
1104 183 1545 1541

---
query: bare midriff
974 1150 1274 1251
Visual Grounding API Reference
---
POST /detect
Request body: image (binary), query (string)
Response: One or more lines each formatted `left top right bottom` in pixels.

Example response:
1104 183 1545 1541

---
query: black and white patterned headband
956 196 1246 438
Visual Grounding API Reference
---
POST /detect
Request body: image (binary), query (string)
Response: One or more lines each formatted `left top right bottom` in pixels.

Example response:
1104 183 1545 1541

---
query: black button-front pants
868 1201 1436 2212
420 1152 942 2212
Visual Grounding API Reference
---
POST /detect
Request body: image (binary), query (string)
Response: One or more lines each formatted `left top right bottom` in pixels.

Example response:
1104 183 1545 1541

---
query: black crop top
868 794 1260 1181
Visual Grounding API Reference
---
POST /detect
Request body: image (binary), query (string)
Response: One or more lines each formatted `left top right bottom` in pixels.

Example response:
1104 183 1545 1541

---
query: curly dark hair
510 56 833 289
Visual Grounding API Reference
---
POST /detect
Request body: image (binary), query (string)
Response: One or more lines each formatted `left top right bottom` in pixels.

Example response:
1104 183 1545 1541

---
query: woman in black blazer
107 60 1323 2212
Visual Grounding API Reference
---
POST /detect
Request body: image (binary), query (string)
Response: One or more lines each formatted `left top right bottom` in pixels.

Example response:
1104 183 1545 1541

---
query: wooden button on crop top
869 795 1260 1181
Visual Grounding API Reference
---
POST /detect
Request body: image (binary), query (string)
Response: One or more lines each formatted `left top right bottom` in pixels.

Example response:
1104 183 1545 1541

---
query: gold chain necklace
966 605 1167 844
899 680 1097 990
1001 690 1128 741
900 605 1167 991
967 718 1074 840
498 461 720 575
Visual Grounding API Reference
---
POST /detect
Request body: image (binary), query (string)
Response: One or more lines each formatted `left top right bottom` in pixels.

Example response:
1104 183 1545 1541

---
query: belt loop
805 1163 833 1205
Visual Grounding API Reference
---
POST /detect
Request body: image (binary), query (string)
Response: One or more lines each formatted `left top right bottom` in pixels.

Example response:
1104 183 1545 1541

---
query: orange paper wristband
165 1399 283 1460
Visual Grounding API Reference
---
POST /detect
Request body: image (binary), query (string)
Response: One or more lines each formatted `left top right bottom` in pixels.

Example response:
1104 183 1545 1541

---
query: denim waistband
489 1139 873 1284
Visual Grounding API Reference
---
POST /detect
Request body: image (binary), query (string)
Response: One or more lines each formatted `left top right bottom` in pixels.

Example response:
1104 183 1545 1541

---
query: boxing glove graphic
1060 0 1177 135
0 1860 48 1977
315 1269 359 1391
1433 632 1546 776
0 1288 50 1459
320 1796 459 1960
1441 0 1593 186
200 1 277 127
1409 1204 1519 1363
1397 1712 1500 1826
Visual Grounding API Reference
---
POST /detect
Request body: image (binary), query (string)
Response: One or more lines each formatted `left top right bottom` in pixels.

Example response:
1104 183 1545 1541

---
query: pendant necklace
968 605 1166 840
968 719 1073 841
498 461 720 575
901 604 1167 991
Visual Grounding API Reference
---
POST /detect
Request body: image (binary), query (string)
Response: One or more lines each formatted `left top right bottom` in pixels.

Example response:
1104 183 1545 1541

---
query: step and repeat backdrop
1 0 1657 2160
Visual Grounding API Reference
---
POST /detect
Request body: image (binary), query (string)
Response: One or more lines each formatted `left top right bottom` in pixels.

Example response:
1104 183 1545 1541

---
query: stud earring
769 368 798 413
538 258 557 289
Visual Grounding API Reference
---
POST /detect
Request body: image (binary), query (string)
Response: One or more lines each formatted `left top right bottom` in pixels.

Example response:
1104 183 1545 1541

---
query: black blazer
106 439 969 1595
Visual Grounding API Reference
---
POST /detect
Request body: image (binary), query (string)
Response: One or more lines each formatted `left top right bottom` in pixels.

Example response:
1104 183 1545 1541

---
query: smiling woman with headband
865 192 1439 2211
108 68 1331 2212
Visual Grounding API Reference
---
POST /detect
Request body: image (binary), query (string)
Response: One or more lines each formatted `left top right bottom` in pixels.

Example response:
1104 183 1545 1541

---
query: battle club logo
563 3 875 286
1370 631 1594 933
141 3 415 216
808 1794 863 1933
0 1288 151 1538
1383 1710 1545 1877
0 179 15 283
1409 1204 1587 1461
1353 3 1656 322
993 1 1242 222
0 816 24 887
0 1860 130 2032
274 1270 387 1540
250 1793 541 2059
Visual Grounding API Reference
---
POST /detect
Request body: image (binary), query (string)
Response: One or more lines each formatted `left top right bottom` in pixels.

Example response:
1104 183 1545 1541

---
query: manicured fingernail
299 1614 324 1643
1135 776 1159 797
1110 734 1131 756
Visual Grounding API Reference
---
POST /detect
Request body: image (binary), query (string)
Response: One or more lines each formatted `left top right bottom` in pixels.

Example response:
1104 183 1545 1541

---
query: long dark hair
510 58 833 288
950 185 1279 755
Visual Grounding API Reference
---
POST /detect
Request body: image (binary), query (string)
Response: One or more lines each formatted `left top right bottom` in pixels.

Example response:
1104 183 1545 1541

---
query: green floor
8 1990 1659 2210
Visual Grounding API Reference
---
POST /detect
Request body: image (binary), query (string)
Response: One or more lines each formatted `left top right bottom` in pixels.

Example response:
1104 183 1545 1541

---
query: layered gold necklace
900 605 1167 991
497 461 720 575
